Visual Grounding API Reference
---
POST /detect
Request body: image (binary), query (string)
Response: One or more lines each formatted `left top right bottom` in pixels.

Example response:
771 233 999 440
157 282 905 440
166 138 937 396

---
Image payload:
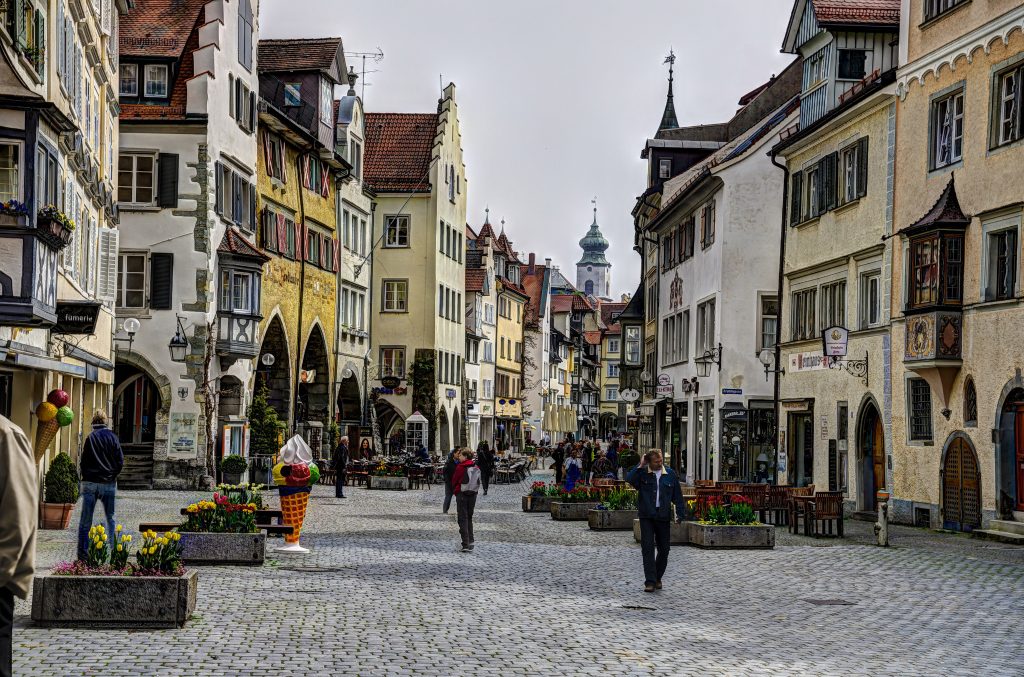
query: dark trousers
639 518 671 585
554 461 563 485
481 471 490 495
77 481 117 561
443 483 454 513
0 587 12 677
456 492 477 547
334 471 346 497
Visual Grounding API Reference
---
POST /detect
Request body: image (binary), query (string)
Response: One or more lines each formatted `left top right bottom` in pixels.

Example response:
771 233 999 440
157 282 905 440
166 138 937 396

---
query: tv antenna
344 47 384 100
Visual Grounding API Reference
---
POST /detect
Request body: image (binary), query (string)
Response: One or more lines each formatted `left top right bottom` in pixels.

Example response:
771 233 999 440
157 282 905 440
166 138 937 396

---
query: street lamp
695 342 722 378
114 317 141 353
168 316 189 363
758 347 784 382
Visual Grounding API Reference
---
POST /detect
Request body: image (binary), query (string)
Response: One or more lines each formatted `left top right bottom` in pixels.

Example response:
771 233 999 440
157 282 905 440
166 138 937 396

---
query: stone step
972 529 1024 546
988 519 1024 536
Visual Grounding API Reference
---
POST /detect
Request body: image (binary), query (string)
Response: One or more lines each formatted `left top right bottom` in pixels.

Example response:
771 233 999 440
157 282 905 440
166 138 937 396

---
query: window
237 0 253 70
349 139 362 180
483 341 493 362
233 78 255 133
625 326 641 365
605 387 619 401
925 0 967 21
0 142 19 202
264 133 285 182
35 144 58 207
284 83 301 107
220 269 256 314
837 50 867 80
143 64 168 98
320 78 333 124
840 138 868 204
448 165 455 201
658 158 671 179
791 288 817 341
908 379 933 442
117 152 155 205
382 280 408 312
986 228 1018 301
384 216 409 247
964 378 977 426
380 347 406 378
805 48 827 89
995 64 1024 147
860 272 881 329
607 338 620 354
119 63 137 95
116 252 147 309
483 379 493 399
819 281 846 330
700 200 715 248
215 163 256 230
695 299 715 354
607 363 619 377
931 89 964 169
759 295 778 351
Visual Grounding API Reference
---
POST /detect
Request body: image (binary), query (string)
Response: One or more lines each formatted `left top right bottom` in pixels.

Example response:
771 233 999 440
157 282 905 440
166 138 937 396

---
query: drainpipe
363 201 377 427
769 150 789 486
292 146 313 434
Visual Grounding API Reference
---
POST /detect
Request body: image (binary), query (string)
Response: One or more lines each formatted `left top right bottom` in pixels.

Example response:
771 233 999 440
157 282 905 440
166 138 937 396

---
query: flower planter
588 509 638 530
0 212 26 227
39 502 74 530
31 569 198 628
221 471 243 485
35 215 73 250
367 475 409 491
179 532 265 565
687 522 775 549
522 495 553 513
550 501 600 521
632 519 690 545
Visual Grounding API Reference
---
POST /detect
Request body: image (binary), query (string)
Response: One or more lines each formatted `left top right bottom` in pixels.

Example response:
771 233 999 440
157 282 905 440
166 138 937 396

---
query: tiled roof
498 277 528 297
520 263 546 325
363 113 438 193
258 38 343 74
902 176 970 236
466 224 478 240
120 0 207 58
476 221 496 243
599 302 627 328
812 0 900 26
120 6 200 122
583 331 602 346
465 268 486 293
218 228 270 262
604 323 622 336
551 294 595 314
496 231 519 262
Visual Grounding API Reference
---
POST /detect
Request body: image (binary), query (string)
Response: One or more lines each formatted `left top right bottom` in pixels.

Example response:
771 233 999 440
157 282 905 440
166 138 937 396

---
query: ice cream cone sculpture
272 435 317 552
33 390 73 463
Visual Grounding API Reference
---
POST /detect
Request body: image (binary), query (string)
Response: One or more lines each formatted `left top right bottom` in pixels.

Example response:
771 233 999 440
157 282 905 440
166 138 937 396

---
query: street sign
822 326 849 357
722 388 742 395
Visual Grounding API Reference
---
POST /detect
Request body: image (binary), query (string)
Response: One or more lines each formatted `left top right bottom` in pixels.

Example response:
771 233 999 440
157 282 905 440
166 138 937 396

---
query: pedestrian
564 449 582 491
606 442 619 478
551 442 565 485
414 444 431 462
0 415 37 677
475 441 493 495
441 447 459 514
333 435 349 498
591 451 614 481
77 410 124 562
358 438 372 461
626 449 686 593
450 449 481 552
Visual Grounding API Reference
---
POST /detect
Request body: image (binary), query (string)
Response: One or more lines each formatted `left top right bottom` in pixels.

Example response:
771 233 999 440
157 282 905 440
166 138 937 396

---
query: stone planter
550 501 600 521
367 475 409 491
632 519 690 545
39 502 74 530
179 532 266 565
31 569 198 628
588 509 638 530
687 522 775 549
522 495 553 513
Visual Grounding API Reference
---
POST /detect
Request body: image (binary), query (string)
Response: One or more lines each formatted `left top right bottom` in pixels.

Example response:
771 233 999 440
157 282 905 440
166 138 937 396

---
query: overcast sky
262 0 796 296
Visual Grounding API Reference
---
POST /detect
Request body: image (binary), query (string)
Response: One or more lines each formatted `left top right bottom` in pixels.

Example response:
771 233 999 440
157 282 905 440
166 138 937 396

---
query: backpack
461 465 482 495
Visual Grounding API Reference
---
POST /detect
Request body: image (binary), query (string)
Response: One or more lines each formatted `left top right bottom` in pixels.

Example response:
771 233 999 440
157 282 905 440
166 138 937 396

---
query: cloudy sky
262 0 796 296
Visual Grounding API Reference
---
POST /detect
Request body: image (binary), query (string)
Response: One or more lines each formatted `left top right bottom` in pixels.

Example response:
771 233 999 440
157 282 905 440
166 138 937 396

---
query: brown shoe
655 581 663 590
644 583 655 593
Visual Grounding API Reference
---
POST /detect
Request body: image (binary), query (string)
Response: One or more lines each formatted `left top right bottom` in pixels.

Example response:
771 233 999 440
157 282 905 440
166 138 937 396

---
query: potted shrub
219 454 248 485
589 487 639 530
41 452 79 530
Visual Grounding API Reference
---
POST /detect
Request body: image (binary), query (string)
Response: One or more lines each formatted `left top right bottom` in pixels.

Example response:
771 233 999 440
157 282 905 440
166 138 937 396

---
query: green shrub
602 487 638 511
218 454 248 474
44 452 80 504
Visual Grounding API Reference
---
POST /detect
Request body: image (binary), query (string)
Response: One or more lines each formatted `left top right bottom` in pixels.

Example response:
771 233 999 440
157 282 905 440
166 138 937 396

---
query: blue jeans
77 481 117 561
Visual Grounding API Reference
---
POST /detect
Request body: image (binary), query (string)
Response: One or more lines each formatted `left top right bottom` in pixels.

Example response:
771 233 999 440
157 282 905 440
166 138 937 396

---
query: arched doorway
337 370 361 425
941 433 981 532
438 406 450 453
997 387 1024 516
257 315 291 423
113 364 160 488
857 400 885 512
452 407 462 448
372 396 405 456
298 324 330 425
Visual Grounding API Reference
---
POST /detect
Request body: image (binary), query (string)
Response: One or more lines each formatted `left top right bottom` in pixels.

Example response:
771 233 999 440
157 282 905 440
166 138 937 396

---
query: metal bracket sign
822 326 849 358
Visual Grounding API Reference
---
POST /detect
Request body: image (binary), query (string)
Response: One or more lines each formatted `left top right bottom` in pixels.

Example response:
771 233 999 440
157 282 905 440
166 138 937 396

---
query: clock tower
576 203 612 299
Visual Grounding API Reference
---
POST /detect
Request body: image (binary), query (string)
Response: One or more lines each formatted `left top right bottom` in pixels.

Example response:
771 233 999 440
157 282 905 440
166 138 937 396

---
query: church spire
658 49 679 132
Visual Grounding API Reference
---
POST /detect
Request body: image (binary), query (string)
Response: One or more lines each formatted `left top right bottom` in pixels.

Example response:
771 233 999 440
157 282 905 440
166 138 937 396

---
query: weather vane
591 196 598 219
664 48 675 83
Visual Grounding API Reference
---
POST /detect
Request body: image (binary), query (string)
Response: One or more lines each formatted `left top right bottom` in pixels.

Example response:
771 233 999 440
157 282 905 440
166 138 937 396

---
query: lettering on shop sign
169 413 198 459
373 386 408 396
820 414 828 441
788 351 828 373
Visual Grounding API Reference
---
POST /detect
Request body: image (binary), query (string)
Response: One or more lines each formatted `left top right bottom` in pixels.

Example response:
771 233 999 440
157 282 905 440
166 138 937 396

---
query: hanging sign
619 388 640 403
655 373 673 397
53 300 102 334
822 326 849 358
380 375 401 389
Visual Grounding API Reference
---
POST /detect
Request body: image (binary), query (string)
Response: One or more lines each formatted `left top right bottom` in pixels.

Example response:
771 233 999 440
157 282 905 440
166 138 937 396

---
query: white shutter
97 227 119 302
101 0 111 35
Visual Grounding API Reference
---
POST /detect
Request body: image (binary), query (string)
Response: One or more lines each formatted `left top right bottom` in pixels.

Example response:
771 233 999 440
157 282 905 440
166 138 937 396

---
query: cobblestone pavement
14 470 1024 676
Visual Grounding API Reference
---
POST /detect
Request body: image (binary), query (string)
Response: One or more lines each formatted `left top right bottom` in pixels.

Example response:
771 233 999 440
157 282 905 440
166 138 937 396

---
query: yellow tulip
117 544 123 552
173 532 181 541
125 535 132 542
97 525 105 533
93 541 101 549
163 532 172 539
115 525 122 532
102 534 108 542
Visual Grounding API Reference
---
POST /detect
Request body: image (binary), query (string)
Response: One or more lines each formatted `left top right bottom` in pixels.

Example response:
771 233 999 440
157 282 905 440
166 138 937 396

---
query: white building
520 255 553 445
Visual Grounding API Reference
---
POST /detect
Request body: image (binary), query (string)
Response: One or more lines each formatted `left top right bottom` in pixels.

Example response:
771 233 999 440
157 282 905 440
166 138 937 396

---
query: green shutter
856 137 869 199
790 171 802 225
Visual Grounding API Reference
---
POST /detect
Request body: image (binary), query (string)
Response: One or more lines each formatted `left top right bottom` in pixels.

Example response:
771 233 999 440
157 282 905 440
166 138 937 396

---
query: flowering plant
37 204 75 231
699 495 759 525
557 486 601 503
137 530 183 575
598 487 638 511
370 460 406 477
216 482 265 509
183 494 258 533
110 526 133 569
529 481 547 497
85 525 110 568
0 199 28 216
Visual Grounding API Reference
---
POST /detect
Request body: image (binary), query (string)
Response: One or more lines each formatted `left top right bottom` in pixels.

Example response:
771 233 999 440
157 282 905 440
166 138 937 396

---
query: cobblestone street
14 471 1024 676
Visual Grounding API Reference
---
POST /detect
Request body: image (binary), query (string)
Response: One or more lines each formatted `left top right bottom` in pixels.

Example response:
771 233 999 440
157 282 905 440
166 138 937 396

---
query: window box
36 206 75 250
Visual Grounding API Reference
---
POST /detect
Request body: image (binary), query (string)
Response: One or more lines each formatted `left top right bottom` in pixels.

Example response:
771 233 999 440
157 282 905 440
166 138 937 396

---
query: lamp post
695 342 723 378
758 347 785 382
114 317 141 353
168 316 189 363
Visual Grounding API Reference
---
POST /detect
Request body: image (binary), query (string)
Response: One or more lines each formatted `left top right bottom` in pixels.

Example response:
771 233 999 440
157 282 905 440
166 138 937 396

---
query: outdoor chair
767 485 791 526
694 479 716 488
407 467 425 490
787 485 815 534
694 488 724 520
741 483 769 522
805 491 845 537
720 482 744 494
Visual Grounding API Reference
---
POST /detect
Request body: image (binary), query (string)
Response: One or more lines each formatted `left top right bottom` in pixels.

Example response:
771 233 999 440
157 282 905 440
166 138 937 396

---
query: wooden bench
139 521 294 537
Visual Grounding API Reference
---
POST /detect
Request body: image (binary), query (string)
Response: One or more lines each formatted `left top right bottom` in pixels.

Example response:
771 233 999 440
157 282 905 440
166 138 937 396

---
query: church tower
576 202 611 299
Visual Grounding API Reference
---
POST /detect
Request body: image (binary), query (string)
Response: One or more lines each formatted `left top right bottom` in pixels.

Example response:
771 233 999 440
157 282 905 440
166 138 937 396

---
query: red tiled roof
258 38 343 74
498 277 528 298
120 6 201 122
465 224 478 239
476 221 496 243
812 0 900 26
496 231 519 262
465 268 486 293
551 294 595 314
520 263 546 325
583 331 602 346
599 302 627 328
363 113 438 193
218 228 270 262
120 0 207 58
604 323 622 336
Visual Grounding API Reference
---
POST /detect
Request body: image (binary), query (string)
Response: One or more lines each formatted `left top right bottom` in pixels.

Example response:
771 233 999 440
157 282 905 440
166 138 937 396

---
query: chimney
545 258 552 268
528 253 536 275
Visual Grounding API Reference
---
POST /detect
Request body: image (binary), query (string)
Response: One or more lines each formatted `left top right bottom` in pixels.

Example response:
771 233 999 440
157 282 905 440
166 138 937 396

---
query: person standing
333 435 349 498
626 449 686 593
450 449 481 552
551 442 565 485
0 416 37 677
77 410 123 562
475 441 493 496
606 441 619 478
441 447 459 514
564 449 582 491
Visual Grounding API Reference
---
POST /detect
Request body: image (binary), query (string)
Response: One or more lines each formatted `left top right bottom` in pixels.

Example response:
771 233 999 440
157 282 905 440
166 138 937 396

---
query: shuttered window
116 251 147 309
149 252 173 310
215 160 256 230
790 171 802 225
96 228 119 303
157 153 178 208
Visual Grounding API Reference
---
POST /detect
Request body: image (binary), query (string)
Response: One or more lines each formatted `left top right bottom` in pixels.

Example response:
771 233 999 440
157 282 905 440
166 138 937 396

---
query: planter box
687 522 775 549
588 509 638 530
550 502 600 521
632 519 690 545
522 495 553 513
31 569 198 629
367 475 409 491
179 532 266 565
39 503 73 530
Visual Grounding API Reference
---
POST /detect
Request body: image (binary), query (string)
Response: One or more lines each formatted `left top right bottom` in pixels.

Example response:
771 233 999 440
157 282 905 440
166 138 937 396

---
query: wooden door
942 437 981 532
872 416 886 502
1015 406 1024 511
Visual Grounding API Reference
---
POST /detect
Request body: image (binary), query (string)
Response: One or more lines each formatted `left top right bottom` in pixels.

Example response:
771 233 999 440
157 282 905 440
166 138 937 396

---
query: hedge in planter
41 452 79 530
219 454 249 484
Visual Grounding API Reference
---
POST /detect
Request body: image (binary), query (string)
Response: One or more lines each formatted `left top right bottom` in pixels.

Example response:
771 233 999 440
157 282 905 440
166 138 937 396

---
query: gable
783 0 823 54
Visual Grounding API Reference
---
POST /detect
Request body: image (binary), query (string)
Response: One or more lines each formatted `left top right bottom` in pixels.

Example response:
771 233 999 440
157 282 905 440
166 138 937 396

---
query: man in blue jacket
77 410 124 561
626 449 686 592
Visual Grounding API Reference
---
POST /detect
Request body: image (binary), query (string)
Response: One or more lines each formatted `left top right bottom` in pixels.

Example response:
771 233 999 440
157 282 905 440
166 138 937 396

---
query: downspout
292 146 313 434
769 149 789 486
363 200 377 427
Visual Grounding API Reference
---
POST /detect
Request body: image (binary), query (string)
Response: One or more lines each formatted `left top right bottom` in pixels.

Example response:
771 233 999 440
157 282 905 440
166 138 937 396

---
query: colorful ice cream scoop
35 402 57 423
47 389 70 408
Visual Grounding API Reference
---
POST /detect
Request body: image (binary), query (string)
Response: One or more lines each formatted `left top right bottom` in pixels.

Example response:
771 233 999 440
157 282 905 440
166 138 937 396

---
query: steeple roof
577 206 610 267
658 50 679 133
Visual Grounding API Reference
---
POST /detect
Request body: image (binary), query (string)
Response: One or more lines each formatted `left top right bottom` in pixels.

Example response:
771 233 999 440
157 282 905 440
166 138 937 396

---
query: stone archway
452 406 462 448
438 405 450 453
337 366 362 425
257 315 291 423
299 324 330 424
997 385 1024 518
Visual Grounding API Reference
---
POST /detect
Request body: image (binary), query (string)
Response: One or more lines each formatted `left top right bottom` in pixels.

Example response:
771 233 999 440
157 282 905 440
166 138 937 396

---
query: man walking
450 449 481 552
0 415 37 677
77 410 123 562
333 435 349 498
626 449 686 593
475 441 493 496
441 447 459 514
551 442 565 485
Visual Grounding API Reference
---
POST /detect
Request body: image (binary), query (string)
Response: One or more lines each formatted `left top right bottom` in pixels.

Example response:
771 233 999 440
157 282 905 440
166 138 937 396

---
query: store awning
10 352 86 378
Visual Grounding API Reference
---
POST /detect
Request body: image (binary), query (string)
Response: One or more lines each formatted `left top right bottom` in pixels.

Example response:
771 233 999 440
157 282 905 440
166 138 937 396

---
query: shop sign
822 326 849 357
680 379 699 394
446 388 458 399
788 351 827 373
638 404 655 417
381 375 401 389
781 399 811 411
722 388 742 395
655 373 673 397
52 300 102 334
169 412 198 459
372 386 408 396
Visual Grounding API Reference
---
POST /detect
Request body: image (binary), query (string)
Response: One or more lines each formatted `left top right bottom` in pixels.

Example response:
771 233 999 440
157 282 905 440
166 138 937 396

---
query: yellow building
491 229 527 450
254 38 349 458
597 301 627 436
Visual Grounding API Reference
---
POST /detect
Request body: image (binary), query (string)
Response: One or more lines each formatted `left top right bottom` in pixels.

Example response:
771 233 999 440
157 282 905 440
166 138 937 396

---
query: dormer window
119 64 138 96
144 64 168 98
837 50 867 81
658 158 671 179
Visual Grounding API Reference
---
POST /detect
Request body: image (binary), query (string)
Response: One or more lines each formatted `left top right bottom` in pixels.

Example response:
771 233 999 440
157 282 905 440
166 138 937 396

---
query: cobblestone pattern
14 471 1024 676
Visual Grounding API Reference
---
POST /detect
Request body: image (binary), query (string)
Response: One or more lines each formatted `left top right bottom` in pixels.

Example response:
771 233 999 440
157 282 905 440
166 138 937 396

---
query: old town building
465 216 497 450
520 254 553 445
489 220 527 451
597 299 627 438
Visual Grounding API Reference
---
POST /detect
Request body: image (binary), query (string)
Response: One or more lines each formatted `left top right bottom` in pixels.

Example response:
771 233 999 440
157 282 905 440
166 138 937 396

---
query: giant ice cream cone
274 435 315 553
278 485 311 544
34 419 59 463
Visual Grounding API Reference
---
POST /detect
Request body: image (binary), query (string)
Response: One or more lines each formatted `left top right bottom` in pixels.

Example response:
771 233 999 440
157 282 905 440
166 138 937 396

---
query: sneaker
467 544 474 551
460 546 471 553
644 583 655 593
655 581 663 590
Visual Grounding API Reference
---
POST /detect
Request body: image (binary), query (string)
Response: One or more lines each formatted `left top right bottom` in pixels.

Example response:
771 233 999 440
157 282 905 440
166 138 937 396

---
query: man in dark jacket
441 448 459 514
77 410 124 561
333 435 349 498
475 442 494 496
626 449 686 593
551 443 565 485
